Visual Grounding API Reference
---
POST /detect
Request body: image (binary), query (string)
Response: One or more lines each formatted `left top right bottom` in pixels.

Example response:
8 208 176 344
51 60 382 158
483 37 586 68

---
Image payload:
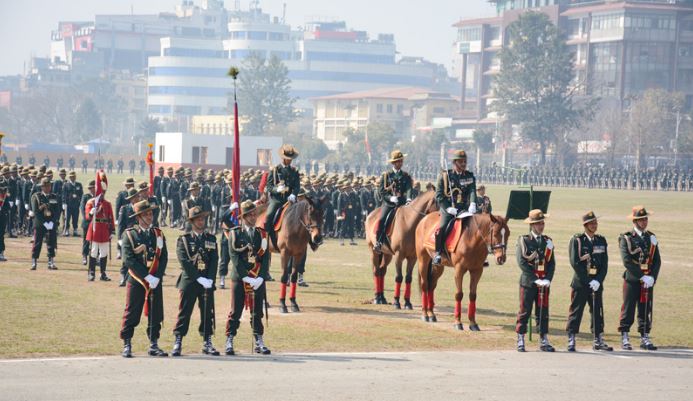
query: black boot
225 335 235 356
290 297 300 313
279 299 288 314
540 335 555 352
202 336 220 356
171 335 182 357
379 293 388 305
393 297 401 309
593 334 613 351
30 259 37 270
403 299 413 310
640 333 658 351
254 334 271 355
88 257 96 281
567 333 576 352
148 340 168 357
122 338 132 358
297 274 309 287
119 273 127 287
99 257 111 281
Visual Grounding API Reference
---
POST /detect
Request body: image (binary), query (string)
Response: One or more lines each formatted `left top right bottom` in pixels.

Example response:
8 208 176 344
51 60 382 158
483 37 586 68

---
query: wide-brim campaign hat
582 211 598 225
240 200 257 217
137 181 150 192
187 206 210 221
279 144 299 160
130 200 158 218
87 180 96 189
187 182 201 192
123 177 135 186
68 171 76 177
524 209 548 224
125 188 140 201
628 205 651 220
452 150 467 161
388 150 406 163
40 177 52 186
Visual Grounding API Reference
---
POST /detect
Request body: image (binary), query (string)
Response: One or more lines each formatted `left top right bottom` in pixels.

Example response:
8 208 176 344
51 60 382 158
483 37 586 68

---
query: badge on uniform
205 241 215 249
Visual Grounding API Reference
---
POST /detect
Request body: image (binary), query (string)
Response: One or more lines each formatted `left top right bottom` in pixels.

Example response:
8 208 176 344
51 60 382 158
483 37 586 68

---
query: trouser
375 204 395 244
170 198 181 224
225 281 265 337
264 200 282 239
81 226 90 257
0 212 6 253
618 280 654 334
32 224 57 259
323 207 334 235
340 216 353 240
515 285 550 335
66 205 79 231
435 210 455 254
566 286 604 336
119 281 164 341
218 233 230 277
7 205 15 234
173 284 215 338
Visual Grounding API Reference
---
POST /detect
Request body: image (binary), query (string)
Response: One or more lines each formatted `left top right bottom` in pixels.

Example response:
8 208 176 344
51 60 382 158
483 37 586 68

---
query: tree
284 131 330 161
492 12 593 165
139 117 163 141
74 98 102 142
236 53 295 136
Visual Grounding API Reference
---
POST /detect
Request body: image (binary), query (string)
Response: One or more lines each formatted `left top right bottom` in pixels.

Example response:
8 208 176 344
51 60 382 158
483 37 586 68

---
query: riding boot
297 274 309 287
30 259 37 270
433 231 443 265
640 333 658 351
171 335 182 357
621 332 633 350
567 333 576 352
202 336 220 356
540 335 555 352
99 257 111 281
517 333 526 352
88 257 96 281
593 333 613 351
254 334 271 355
122 338 132 358
148 340 168 357
225 335 235 356
119 273 127 287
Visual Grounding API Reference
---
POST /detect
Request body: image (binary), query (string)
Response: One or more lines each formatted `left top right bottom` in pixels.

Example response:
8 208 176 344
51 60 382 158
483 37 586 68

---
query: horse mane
464 213 492 241
285 199 309 224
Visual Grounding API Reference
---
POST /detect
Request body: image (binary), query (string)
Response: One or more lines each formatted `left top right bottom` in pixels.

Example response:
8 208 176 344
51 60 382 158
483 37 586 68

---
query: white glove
534 279 543 287
212 205 216 212
389 196 398 203
62 204 67 210
275 184 286 193
546 239 554 250
242 276 254 285
162 196 167 203
288 194 297 203
145 274 160 289
446 207 458 215
167 200 172 205
589 280 600 292
25 203 30 210
197 277 212 289
156 237 164 249
362 211 367 216
43 222 52 230
89 208 96 215
542 279 551 287
15 198 19 205
118 240 123 247
261 237 268 250
9 201 13 207
252 277 264 290
230 202 239 211
29 210 35 217
650 235 657 246
468 203 477 214
641 275 655 288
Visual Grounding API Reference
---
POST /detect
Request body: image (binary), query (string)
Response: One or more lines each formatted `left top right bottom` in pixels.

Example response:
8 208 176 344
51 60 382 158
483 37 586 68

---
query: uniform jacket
175 231 218 290
516 233 556 288
568 233 608 289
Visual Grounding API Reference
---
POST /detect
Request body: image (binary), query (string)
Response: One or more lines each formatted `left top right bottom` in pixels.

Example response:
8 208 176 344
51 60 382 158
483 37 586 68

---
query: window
192 146 208 164
257 149 272 166
377 104 383 113
397 104 403 114
248 31 267 40
457 27 481 42
386 104 393 113
230 31 246 39
158 145 165 162
433 107 446 114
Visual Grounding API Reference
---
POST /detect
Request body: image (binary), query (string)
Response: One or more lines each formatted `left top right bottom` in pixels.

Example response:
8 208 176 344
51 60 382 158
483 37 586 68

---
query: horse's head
302 195 326 250
488 214 509 265
410 191 439 215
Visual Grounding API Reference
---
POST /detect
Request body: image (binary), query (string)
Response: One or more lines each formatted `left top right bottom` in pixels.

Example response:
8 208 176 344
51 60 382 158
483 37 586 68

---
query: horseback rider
373 150 413 254
264 144 300 246
433 150 477 265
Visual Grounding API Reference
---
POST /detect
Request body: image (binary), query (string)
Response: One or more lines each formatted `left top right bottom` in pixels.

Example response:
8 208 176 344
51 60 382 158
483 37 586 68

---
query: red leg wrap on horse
379 275 385 293
373 275 379 293
404 283 412 300
454 301 461 319
394 281 401 298
468 301 476 321
290 282 297 299
422 290 428 310
280 283 287 300
427 291 435 310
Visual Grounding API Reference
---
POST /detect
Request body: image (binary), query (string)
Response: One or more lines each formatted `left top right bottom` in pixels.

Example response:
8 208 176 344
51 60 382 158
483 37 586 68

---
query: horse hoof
429 315 437 323
469 324 480 332
404 302 413 310
280 306 288 314
291 304 301 313
454 323 464 331
421 315 430 322
393 301 401 310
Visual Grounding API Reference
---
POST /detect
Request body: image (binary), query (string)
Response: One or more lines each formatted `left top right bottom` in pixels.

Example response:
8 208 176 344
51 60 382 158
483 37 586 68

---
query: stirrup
432 252 442 265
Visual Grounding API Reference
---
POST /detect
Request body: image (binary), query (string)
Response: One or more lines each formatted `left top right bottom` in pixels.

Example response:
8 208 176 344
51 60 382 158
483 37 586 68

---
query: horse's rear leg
279 254 290 314
403 257 415 310
289 256 302 313
453 268 466 331
372 253 390 305
392 255 404 309
426 265 443 323
468 268 483 331
417 254 431 322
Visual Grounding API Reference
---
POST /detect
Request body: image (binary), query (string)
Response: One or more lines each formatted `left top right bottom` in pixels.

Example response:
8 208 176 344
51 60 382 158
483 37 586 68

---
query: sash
640 240 657 303
0 193 5 209
127 227 163 316
244 231 267 309
536 245 552 279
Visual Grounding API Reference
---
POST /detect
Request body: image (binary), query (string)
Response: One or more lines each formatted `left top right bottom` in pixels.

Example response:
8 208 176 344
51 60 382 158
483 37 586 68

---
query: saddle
372 207 398 245
423 215 467 256
272 203 290 232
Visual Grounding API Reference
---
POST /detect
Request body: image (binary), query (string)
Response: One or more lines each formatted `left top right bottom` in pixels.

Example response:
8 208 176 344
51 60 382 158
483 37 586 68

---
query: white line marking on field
0 356 110 364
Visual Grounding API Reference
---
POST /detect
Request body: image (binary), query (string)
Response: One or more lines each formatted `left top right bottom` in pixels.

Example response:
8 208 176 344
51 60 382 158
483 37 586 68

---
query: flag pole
228 66 241 218
146 143 154 197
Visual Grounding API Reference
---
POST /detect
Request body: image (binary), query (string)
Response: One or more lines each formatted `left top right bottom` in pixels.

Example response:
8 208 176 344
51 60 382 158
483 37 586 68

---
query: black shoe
254 335 271 355
567 334 576 352
148 342 168 357
403 299 413 310
31 259 37 270
266 274 275 282
119 274 127 287
279 299 288 314
225 336 235 356
171 335 182 357
202 337 220 356
122 339 132 358
393 298 401 309
297 274 309 287
640 335 658 351
483 261 490 267
100 274 111 282
432 252 442 265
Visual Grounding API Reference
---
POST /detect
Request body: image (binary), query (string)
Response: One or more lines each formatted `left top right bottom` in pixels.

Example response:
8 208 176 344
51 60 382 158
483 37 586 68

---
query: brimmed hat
166 166 174 173
40 177 52 186
524 209 548 224
582 211 598 225
59 168 67 175
123 177 135 186
158 166 165 172
68 171 76 177
240 200 257 217
130 200 158 218
88 180 96 189
0 166 9 174
628 205 651 220
137 181 150 192
477 184 486 191
187 205 210 221
125 188 140 201
452 150 467 161
187 182 201 192
388 150 406 163
279 144 299 160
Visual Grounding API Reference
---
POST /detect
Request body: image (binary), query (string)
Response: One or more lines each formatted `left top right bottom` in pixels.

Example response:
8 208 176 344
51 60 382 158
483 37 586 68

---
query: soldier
29 154 36 166
117 158 124 174
433 150 477 265
515 209 555 352
224 200 271 356
107 159 114 174
566 211 612 352
264 145 300 247
128 159 136 175
79 180 95 265
81 158 88 174
475 185 492 214
69 156 76 171
137 181 160 227
139 160 146 175
57 156 64 169
168 169 184 228
85 173 115 282
373 150 413 253
0 181 8 261
62 171 83 237
117 188 140 285
53 169 67 233
115 177 136 260
30 177 61 270
43 155 50 168
4 166 18 238
171 206 219 356
119 200 168 358
182 182 204 233
217 179 239 289
618 206 660 351
336 182 355 246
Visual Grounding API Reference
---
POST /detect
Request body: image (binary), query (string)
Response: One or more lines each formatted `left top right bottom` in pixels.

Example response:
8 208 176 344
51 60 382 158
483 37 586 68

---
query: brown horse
415 212 509 329
364 191 438 308
257 195 326 313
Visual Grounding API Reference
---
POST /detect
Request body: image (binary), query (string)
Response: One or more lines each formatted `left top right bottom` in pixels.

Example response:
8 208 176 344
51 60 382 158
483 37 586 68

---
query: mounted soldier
264 144 300 247
373 150 413 254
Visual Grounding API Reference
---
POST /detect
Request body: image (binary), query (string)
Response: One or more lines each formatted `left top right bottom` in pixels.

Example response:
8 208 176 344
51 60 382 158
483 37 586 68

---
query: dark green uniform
434 169 476 254
264 164 300 240
31 192 61 260
225 225 270 337
566 233 608 335
173 232 218 338
515 233 555 335
375 169 412 245
119 225 168 342
618 229 661 335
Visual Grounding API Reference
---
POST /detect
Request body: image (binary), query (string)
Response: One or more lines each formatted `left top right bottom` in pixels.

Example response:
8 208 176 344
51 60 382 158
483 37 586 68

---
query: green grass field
1 172 692 358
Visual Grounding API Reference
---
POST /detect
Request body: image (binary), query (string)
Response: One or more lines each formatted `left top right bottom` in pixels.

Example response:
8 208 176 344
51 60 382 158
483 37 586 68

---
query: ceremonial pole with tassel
146 143 154 197
228 66 241 217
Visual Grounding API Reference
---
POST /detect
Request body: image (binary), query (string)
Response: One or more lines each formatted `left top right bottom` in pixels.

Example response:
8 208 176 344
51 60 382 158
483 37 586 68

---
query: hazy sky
0 0 495 76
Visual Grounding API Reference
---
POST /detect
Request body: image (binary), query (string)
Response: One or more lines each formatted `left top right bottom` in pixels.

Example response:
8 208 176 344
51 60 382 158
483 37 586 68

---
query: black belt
95 218 110 223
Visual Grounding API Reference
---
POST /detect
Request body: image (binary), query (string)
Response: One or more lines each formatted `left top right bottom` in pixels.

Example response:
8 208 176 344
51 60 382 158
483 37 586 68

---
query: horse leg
468 268 483 331
403 257 415 310
289 254 302 312
418 254 431 322
453 267 466 331
392 255 404 309
428 264 444 323
279 252 290 314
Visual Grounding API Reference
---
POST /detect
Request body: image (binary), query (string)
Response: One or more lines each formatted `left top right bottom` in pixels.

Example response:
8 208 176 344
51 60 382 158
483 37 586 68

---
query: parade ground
1 174 693 399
